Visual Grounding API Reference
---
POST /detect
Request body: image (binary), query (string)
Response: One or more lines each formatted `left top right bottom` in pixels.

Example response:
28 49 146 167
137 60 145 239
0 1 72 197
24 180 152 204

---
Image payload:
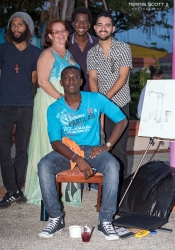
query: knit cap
7 12 34 35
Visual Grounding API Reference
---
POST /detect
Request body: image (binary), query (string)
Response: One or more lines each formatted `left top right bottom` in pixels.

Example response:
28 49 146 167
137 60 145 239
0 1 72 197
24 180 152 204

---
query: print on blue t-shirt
47 92 126 146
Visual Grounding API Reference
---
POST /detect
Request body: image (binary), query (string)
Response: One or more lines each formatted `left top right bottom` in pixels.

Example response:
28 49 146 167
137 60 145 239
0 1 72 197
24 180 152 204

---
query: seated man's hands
73 155 94 180
90 145 110 159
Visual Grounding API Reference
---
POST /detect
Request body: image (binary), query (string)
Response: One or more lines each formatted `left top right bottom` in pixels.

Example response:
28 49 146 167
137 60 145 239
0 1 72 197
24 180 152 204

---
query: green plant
129 68 150 119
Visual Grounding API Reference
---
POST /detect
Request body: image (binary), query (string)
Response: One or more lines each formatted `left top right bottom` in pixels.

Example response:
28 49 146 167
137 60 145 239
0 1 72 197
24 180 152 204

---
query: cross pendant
15 64 19 73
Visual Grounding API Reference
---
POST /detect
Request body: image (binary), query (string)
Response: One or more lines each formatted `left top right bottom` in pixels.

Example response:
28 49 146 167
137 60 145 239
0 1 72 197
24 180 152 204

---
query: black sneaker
0 191 20 209
39 216 65 238
98 221 119 240
16 190 27 203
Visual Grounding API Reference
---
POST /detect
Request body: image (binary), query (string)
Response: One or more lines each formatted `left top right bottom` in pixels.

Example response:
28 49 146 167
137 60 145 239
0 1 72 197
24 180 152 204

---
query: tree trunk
52 0 60 20
60 0 75 33
102 0 108 10
61 0 68 21
60 0 75 21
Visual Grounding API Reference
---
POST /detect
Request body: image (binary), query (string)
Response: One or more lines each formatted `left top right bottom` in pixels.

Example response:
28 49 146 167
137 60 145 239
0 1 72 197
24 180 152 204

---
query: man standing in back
0 12 41 208
69 6 98 91
87 11 132 180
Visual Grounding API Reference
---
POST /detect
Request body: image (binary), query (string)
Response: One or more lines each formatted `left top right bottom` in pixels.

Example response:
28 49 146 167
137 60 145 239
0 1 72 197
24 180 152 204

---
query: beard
96 31 113 41
10 29 28 43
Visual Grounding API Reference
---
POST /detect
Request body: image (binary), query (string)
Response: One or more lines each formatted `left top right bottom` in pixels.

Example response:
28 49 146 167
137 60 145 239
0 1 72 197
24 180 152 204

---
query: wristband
70 153 77 162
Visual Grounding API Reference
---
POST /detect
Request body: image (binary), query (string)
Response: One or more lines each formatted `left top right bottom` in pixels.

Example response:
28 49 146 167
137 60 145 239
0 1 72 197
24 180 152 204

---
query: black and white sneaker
98 221 119 240
16 190 27 203
39 216 65 238
0 191 20 209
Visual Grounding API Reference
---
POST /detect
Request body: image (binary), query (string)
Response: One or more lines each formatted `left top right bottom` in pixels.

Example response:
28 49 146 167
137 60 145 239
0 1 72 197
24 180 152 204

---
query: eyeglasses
51 29 66 35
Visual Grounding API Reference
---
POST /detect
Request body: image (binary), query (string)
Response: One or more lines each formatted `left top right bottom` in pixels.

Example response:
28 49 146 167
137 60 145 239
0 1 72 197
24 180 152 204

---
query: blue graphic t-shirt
47 92 126 146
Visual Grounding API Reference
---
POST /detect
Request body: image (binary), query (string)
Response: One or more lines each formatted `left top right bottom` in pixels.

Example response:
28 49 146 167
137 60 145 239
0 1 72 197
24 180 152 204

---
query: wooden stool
56 167 103 212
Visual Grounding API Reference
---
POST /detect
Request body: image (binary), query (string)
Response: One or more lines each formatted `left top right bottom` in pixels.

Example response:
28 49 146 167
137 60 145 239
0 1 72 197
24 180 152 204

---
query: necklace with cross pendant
15 64 19 73
13 42 28 74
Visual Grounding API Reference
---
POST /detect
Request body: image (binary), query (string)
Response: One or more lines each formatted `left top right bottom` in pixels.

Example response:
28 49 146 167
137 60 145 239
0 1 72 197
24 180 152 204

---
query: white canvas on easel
138 79 175 139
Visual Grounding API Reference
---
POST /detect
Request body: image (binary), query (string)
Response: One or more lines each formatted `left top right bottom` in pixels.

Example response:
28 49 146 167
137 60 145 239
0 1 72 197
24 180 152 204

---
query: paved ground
1 151 175 250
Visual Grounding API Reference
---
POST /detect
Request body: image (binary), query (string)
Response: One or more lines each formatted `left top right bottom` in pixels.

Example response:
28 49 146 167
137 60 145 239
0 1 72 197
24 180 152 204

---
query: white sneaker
98 221 119 240
39 216 65 239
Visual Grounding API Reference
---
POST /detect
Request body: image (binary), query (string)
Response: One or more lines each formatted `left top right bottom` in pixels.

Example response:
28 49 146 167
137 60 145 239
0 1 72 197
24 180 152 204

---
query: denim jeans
38 146 120 222
0 106 33 192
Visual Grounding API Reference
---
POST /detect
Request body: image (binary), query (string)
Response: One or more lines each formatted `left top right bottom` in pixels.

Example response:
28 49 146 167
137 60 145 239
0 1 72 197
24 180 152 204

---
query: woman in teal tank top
24 20 82 207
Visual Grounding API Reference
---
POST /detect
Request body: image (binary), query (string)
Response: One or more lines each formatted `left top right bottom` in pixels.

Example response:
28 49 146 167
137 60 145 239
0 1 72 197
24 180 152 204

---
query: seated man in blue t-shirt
38 66 128 240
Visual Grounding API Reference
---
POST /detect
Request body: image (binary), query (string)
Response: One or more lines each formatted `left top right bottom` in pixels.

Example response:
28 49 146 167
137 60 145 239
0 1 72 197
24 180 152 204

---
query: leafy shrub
129 68 150 119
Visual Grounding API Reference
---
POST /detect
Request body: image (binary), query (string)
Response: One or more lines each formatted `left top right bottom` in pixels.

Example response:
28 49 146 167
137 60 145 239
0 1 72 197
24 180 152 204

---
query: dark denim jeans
38 146 120 222
0 106 33 192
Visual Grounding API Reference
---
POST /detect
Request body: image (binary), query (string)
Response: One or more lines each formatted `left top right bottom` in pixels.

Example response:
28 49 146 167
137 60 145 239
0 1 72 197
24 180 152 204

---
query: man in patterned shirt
87 11 132 182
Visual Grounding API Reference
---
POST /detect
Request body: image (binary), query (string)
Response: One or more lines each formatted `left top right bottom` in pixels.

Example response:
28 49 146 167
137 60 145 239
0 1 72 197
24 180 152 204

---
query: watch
106 142 113 149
